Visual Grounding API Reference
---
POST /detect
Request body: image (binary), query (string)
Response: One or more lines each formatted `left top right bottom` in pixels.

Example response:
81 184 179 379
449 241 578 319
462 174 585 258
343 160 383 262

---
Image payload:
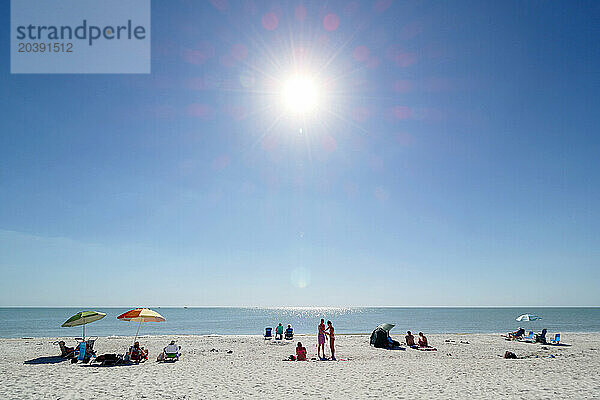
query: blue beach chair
264 327 273 340
285 326 294 340
550 333 561 345
522 331 534 342
75 339 97 363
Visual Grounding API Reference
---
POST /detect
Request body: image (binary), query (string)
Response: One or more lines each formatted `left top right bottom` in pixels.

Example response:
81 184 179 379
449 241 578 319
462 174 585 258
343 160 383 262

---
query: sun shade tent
377 323 395 332
370 323 395 348
117 308 165 344
61 311 106 341
516 314 542 321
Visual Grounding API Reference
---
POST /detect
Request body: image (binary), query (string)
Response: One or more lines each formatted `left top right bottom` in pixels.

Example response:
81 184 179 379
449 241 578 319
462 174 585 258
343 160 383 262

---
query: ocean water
0 307 599 339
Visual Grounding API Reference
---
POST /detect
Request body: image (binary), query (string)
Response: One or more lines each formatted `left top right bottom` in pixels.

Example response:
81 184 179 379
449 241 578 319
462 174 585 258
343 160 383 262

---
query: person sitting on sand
275 323 284 340
318 319 326 359
405 331 416 347
418 332 428 347
508 327 525 340
325 320 336 360
296 342 307 361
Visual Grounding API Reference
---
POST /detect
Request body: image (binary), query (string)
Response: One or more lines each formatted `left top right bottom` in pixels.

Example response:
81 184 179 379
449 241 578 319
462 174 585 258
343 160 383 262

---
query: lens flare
290 267 311 288
281 74 320 115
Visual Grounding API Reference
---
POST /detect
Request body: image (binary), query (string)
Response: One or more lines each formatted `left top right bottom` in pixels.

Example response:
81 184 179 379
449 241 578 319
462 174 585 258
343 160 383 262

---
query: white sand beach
2 333 599 399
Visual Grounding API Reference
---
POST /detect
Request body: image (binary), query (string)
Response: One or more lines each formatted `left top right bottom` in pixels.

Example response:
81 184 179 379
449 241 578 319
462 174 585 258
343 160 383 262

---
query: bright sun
281 74 320 115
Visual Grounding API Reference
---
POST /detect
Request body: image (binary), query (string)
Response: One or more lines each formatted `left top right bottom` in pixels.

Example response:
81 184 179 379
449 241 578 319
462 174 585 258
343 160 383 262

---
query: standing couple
317 319 335 360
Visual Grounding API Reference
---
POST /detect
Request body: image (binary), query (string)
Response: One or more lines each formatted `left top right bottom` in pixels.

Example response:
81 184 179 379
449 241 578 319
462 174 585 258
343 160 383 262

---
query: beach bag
370 328 389 348
504 351 517 359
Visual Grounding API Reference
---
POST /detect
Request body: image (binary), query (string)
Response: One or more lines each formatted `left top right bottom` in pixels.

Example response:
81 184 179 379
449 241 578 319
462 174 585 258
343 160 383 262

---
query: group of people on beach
274 323 294 340
405 331 428 347
507 327 548 344
318 319 335 360
59 339 180 365
290 318 336 361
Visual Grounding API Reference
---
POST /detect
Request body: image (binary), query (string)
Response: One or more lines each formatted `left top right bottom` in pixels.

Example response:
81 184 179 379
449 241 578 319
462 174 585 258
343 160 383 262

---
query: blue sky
1 0 599 307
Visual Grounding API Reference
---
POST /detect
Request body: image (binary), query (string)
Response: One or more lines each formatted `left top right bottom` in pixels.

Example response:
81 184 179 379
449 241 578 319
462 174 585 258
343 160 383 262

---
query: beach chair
550 333 560 345
285 327 294 340
86 338 97 355
77 342 87 362
163 344 180 362
521 331 534 342
58 341 75 358
75 339 97 363
264 327 273 340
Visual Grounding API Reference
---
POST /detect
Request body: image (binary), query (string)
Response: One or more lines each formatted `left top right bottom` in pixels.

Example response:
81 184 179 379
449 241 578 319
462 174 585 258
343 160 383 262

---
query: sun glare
281 74 320 115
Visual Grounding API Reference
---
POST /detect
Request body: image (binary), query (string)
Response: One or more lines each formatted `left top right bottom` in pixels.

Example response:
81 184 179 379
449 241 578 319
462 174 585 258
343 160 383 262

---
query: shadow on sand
24 356 68 365
81 362 137 368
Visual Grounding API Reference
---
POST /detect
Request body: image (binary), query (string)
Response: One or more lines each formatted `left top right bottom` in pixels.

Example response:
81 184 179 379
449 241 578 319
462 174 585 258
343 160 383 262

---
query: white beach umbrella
516 314 542 322
377 323 395 332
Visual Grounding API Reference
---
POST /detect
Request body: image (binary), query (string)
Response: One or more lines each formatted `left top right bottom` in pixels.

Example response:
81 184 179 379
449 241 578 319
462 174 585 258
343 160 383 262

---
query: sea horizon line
1 305 599 309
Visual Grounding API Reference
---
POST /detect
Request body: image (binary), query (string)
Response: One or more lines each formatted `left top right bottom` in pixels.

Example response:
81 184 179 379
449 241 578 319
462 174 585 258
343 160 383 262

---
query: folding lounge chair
86 338 97 355
264 327 273 340
550 333 560 345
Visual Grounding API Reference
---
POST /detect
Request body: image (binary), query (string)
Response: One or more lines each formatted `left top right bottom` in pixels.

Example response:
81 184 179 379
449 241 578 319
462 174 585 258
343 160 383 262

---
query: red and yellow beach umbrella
117 308 165 343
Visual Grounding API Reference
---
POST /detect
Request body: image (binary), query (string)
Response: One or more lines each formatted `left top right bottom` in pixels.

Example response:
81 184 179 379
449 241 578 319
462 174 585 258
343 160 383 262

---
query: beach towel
77 342 87 361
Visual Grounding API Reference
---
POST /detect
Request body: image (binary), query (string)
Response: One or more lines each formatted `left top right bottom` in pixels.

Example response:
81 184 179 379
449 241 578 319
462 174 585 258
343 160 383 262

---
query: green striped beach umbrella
61 311 106 340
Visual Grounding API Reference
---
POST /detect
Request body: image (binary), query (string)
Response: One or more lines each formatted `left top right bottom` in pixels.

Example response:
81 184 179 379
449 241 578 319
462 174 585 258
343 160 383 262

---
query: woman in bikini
296 342 307 361
325 320 336 360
